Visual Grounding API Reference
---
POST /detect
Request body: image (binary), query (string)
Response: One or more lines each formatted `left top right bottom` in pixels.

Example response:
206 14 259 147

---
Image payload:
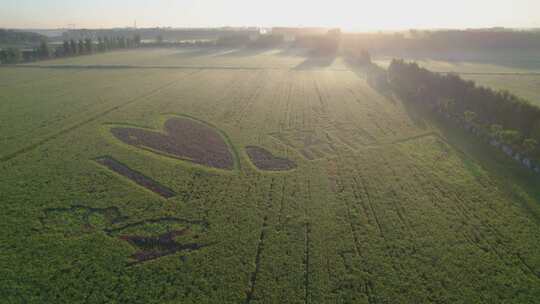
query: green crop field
23 48 349 70
2 48 540 303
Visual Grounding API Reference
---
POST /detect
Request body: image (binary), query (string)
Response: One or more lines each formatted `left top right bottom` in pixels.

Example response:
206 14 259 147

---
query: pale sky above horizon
1 0 539 31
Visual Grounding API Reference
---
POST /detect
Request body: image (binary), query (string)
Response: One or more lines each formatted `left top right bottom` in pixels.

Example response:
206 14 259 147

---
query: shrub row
0 34 141 64
387 59 540 172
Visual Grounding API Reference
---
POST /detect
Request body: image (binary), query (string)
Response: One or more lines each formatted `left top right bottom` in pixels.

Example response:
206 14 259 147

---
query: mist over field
1 2 540 303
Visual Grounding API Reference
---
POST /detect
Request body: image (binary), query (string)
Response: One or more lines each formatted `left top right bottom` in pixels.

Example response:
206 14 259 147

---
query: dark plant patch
105 217 211 265
117 229 210 265
110 117 235 170
95 156 176 198
41 203 211 264
245 146 296 171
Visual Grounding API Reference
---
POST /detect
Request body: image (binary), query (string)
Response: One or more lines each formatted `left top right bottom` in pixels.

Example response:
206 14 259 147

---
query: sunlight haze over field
4 0 540 302
1 0 539 30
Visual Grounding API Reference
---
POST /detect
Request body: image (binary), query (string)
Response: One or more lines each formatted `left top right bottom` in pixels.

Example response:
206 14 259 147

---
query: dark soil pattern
106 217 211 265
95 156 176 198
119 229 209 265
41 203 211 264
246 146 296 171
110 117 235 170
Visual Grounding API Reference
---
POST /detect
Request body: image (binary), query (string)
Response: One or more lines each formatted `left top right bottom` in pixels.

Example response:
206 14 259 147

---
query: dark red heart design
111 117 235 170
246 146 296 171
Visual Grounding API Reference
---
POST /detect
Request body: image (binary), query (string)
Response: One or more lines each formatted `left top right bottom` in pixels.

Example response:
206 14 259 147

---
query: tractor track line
244 178 275 304
304 178 313 304
6 64 353 72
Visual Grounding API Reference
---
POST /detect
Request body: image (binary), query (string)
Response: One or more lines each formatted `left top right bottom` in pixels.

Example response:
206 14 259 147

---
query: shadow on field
441 116 540 223
275 47 310 57
400 98 429 130
293 54 336 70
167 47 234 58
402 101 540 224
343 56 397 104
342 56 368 79
218 47 273 57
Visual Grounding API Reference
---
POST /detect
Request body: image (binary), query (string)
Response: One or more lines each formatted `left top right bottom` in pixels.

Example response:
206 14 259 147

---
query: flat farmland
23 48 349 70
1 49 540 303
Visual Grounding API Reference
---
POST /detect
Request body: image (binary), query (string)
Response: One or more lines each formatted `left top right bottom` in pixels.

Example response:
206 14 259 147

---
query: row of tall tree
345 29 540 53
0 41 51 63
387 59 540 160
0 48 22 64
0 34 141 64
0 29 45 45
60 35 141 57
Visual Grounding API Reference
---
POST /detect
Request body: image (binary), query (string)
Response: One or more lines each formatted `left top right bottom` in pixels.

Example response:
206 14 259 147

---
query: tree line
0 29 45 45
60 35 141 56
0 34 141 64
344 29 540 53
62 27 262 43
388 59 540 167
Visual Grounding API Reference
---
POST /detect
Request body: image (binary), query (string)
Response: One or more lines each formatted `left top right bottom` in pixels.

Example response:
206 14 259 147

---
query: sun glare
1 0 538 29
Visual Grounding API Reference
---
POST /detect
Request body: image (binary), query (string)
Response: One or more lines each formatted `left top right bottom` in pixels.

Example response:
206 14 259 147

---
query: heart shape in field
246 146 296 171
110 117 235 170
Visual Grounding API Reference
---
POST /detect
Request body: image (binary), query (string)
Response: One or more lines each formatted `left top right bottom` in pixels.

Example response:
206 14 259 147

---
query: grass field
23 48 349 70
2 48 540 303
458 74 540 106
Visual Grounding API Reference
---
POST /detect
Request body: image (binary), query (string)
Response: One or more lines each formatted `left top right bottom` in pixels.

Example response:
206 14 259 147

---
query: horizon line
3 25 540 33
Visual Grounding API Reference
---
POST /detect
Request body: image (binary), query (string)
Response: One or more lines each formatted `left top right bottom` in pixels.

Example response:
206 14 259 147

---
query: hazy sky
1 0 539 30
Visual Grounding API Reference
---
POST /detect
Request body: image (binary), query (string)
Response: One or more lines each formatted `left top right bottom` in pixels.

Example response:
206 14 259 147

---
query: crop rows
1 50 540 303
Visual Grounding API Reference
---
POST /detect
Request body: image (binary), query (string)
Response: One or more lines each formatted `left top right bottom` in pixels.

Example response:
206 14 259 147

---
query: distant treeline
294 29 341 55
61 27 261 42
214 28 343 54
213 28 540 55
344 29 540 52
0 29 47 63
0 29 45 45
388 59 540 166
60 27 343 53
59 35 141 56
0 34 141 64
